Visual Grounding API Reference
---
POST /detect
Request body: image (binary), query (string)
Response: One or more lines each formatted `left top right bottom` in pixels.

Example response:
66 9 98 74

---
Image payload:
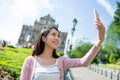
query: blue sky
0 0 119 44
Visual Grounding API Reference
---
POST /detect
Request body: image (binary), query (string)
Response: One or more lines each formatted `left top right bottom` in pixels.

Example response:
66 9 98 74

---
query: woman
20 18 105 80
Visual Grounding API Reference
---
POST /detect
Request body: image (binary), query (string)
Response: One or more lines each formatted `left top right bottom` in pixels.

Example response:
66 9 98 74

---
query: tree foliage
104 1 120 51
104 1 120 63
68 42 93 58
68 41 109 64
93 48 109 64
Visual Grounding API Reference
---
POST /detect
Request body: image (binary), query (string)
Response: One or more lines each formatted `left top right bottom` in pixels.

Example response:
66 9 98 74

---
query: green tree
68 42 93 58
104 1 120 53
104 1 120 63
93 48 109 64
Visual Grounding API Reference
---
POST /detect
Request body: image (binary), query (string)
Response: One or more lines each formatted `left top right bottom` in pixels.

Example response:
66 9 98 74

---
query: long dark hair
32 26 60 58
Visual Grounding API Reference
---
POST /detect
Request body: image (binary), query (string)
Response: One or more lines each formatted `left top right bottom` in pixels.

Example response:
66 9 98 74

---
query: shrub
0 47 32 79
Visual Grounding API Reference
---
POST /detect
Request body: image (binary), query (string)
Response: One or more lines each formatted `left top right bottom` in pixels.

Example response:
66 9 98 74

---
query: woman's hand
95 19 105 47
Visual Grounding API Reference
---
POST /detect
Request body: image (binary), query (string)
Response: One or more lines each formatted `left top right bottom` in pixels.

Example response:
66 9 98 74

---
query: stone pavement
67 67 110 80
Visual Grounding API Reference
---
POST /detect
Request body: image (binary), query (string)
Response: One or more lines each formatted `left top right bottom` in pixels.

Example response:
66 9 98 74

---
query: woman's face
43 28 60 49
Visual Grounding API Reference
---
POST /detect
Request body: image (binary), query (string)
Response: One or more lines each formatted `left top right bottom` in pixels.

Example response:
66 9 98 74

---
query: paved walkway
67 67 110 80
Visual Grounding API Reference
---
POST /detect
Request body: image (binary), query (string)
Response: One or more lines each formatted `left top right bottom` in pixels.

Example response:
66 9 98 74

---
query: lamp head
73 18 77 27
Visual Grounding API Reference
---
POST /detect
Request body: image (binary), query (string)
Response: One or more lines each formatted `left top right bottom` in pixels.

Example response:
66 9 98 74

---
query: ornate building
18 14 67 52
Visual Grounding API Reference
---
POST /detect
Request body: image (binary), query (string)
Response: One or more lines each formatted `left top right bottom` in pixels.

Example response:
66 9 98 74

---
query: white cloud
96 0 115 16
10 0 53 24
0 0 54 43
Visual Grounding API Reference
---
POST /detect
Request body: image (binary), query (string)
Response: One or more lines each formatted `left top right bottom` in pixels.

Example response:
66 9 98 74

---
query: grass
99 64 120 70
0 46 32 79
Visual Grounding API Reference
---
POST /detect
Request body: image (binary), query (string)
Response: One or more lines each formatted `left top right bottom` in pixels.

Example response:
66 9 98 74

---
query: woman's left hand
95 19 105 46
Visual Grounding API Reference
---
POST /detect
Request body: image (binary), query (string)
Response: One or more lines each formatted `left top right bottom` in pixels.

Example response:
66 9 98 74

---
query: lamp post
66 39 70 54
64 18 77 80
69 18 77 54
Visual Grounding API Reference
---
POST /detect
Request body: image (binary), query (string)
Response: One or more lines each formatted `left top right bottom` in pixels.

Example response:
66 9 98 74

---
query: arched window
26 34 30 42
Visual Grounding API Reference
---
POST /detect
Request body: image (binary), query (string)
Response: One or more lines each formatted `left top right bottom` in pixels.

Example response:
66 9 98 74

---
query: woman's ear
42 36 46 42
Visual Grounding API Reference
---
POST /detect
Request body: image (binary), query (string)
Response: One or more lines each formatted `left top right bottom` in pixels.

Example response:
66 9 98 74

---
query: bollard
105 70 107 77
94 67 96 72
101 69 103 75
92 66 94 71
110 71 113 80
117 71 120 80
97 68 99 73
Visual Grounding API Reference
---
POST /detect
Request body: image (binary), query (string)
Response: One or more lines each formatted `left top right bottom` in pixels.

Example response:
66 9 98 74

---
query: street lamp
69 18 77 53
64 18 77 80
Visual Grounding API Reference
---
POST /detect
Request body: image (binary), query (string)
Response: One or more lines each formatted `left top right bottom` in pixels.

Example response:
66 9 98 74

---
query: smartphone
94 9 100 20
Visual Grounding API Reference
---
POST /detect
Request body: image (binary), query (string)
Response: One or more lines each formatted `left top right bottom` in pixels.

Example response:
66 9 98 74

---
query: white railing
89 64 120 80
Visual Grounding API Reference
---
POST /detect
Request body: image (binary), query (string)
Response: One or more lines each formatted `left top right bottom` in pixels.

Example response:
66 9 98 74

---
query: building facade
18 14 67 53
